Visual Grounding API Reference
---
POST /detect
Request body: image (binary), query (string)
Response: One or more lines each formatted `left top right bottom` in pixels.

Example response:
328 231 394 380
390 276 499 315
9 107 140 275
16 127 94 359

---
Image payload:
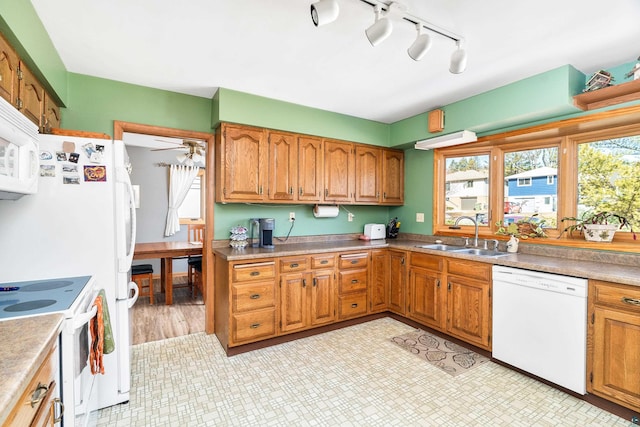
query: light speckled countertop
214 238 640 287
0 313 64 426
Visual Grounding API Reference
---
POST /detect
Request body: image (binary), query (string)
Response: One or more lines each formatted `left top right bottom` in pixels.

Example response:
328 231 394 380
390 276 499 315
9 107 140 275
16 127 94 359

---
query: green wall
64 73 212 136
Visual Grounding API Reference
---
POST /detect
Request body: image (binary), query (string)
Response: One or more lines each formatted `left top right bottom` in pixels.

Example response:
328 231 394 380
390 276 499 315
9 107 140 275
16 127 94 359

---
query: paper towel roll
313 205 339 218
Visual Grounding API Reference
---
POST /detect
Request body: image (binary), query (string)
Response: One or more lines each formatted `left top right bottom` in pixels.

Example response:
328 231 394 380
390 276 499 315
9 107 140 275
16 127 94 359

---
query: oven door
62 288 100 427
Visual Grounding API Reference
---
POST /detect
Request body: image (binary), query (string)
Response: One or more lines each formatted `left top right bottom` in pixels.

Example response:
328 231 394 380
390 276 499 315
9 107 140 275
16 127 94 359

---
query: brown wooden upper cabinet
215 122 403 206
0 33 19 105
43 92 61 132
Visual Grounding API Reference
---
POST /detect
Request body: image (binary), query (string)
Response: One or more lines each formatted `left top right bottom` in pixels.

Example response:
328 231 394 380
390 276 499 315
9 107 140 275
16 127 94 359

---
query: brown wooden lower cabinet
588 279 640 412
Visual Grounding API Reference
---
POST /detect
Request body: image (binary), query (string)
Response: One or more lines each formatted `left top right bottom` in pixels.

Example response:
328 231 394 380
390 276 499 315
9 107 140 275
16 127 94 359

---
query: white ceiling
30 0 640 124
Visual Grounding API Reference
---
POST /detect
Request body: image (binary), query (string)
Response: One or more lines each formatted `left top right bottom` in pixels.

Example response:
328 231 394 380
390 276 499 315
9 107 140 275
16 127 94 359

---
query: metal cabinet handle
325 188 328 197
52 397 64 424
320 260 328 264
350 260 358 265
250 294 261 299
383 192 387 199
299 187 303 196
259 186 263 195
351 279 358 284
30 383 49 408
436 279 440 288
351 303 358 308
622 297 640 306
250 323 261 329
289 187 293 194
250 271 260 276
313 278 317 287
290 263 299 268
447 282 451 291
303 279 307 288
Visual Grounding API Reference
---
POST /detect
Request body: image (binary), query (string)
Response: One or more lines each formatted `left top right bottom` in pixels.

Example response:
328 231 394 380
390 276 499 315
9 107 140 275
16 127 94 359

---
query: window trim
179 168 206 225
432 106 640 250
516 177 532 187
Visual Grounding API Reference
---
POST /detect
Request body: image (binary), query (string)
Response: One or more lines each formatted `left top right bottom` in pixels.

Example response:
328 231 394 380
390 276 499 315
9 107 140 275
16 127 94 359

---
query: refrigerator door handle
117 165 137 273
127 281 139 308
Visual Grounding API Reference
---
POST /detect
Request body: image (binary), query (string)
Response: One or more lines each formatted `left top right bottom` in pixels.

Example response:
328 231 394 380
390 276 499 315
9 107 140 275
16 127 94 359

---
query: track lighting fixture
407 23 432 61
310 0 340 27
449 41 467 74
365 5 393 46
310 0 468 74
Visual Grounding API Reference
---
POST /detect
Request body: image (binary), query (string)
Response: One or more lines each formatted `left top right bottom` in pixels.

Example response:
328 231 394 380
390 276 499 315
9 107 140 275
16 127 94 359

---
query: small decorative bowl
230 240 248 249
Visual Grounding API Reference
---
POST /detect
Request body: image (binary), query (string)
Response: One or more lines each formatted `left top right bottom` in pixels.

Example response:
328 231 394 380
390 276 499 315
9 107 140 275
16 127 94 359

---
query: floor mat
390 329 490 376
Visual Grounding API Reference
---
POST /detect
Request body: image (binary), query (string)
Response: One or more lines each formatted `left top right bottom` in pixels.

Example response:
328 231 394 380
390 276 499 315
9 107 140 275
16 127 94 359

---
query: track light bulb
365 5 393 46
310 0 339 27
407 24 432 61
449 42 467 74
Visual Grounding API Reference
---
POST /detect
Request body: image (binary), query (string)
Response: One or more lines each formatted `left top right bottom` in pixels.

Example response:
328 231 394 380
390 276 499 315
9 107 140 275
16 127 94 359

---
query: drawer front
339 270 367 294
232 261 276 282
410 253 443 271
232 309 276 344
232 282 275 313
339 253 369 269
311 254 335 269
591 280 640 312
338 293 367 319
447 259 490 281
279 257 308 273
6 345 57 427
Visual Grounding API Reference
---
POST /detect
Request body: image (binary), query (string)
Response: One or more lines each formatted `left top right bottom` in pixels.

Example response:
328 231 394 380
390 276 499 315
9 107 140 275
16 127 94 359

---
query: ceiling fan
152 139 205 165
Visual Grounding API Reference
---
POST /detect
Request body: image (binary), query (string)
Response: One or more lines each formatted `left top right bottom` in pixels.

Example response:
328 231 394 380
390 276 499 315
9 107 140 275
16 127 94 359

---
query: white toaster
364 223 386 240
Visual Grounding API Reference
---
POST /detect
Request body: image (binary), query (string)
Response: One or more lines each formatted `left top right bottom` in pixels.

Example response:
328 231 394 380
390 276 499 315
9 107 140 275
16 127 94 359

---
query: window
443 154 489 226
179 169 205 224
433 109 640 247
577 135 640 233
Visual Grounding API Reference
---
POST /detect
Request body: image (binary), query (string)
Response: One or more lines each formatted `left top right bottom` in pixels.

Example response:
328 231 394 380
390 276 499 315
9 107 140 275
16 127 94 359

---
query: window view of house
577 135 640 233
445 155 489 225
503 147 558 228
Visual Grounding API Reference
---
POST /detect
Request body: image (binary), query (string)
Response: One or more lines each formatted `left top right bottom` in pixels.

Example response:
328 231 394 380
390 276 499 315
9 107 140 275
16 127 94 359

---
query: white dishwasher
492 265 588 394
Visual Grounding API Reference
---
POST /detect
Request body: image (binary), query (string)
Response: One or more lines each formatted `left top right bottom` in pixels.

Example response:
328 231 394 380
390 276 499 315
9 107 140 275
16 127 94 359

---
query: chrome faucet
453 215 479 247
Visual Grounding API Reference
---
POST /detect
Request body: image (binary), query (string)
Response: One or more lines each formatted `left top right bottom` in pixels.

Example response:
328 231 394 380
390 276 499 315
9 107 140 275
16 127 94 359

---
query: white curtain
164 165 200 237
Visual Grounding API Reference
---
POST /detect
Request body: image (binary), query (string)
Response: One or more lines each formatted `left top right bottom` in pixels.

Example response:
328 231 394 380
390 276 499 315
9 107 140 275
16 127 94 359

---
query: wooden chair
132 264 154 304
187 224 204 297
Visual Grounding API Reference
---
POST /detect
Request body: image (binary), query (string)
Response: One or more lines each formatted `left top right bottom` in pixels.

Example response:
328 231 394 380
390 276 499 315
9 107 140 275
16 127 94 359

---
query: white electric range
0 276 100 427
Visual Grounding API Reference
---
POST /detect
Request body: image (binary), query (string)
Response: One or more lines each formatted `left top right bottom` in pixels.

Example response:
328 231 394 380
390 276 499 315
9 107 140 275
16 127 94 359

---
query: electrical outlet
348 213 354 222
289 212 295 222
416 213 425 223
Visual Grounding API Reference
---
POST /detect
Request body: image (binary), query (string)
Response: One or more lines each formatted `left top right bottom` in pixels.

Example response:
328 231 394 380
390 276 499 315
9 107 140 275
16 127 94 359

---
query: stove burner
20 280 74 292
4 299 57 312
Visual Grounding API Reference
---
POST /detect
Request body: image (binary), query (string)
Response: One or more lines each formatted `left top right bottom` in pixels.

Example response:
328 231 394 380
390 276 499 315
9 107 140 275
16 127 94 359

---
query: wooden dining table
133 241 203 305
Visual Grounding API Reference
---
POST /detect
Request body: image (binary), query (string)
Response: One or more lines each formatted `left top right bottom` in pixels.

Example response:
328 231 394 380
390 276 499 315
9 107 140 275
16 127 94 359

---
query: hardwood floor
131 276 205 345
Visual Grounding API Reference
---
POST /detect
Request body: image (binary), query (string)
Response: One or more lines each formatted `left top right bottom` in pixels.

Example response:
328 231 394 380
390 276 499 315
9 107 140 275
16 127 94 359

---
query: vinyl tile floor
97 318 632 426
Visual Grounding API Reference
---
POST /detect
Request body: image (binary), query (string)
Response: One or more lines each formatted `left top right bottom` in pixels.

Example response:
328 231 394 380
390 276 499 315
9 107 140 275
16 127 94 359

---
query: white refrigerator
0 134 138 413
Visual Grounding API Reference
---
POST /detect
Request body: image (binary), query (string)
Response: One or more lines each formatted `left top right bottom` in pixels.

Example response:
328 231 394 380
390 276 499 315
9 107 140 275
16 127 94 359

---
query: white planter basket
582 224 618 242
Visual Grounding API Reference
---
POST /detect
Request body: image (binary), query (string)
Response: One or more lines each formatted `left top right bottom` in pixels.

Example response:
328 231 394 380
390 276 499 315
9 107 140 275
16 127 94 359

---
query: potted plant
495 214 548 239
558 211 636 242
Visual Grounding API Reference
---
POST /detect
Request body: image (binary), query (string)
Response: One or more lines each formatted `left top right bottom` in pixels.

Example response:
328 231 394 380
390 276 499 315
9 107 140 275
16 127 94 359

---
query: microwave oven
0 96 39 200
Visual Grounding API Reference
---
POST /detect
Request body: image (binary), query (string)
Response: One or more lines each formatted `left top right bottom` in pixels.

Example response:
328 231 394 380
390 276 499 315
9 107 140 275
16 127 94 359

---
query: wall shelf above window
573 79 640 111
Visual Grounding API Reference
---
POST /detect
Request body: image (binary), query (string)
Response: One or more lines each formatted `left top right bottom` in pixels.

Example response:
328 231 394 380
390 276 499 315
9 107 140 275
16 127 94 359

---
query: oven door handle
73 305 98 330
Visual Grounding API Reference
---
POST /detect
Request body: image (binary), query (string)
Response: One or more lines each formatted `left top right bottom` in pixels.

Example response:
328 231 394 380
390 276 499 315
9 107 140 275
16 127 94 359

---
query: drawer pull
250 271 260 277
250 323 261 329
290 263 299 268
52 397 64 423
350 260 358 265
30 382 49 408
351 279 359 284
622 297 640 306
351 303 358 308
250 294 261 300
320 260 328 265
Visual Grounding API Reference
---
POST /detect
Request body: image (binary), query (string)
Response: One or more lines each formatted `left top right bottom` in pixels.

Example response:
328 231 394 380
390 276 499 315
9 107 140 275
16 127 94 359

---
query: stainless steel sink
415 244 465 251
451 248 510 258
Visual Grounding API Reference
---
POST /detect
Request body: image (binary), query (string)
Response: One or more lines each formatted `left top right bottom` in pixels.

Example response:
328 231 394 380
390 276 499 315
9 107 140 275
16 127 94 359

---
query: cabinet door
18 63 44 127
310 269 336 326
269 131 297 201
591 306 640 411
0 34 19 105
369 249 389 312
388 250 407 315
408 267 443 330
280 272 308 333
298 136 323 202
324 140 354 202
355 145 381 203
381 149 404 205
42 92 60 133
217 124 267 201
446 275 491 349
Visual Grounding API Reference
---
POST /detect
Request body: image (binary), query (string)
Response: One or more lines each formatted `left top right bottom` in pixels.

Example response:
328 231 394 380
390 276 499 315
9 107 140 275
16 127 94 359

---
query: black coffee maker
249 218 275 249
